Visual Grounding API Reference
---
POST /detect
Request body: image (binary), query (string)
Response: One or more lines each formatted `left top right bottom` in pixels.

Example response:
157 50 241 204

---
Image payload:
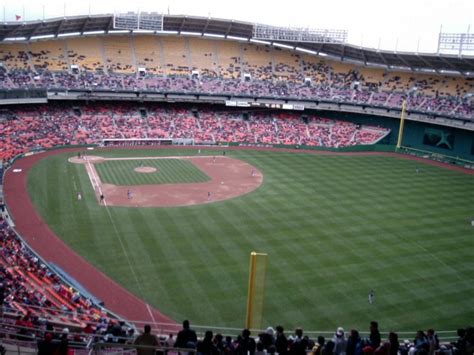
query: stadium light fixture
418 68 436 73
439 69 460 75
132 30 155 34
107 30 131 34
227 35 249 41
317 52 328 57
161 30 179 35
3 37 27 41
58 32 81 37
365 62 386 68
273 43 294 49
295 47 317 55
204 33 225 39
83 31 106 36
180 31 201 36
30 34 56 40
250 39 271 45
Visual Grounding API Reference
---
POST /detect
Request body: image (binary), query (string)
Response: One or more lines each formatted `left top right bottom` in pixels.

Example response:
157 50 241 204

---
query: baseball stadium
0 8 473 355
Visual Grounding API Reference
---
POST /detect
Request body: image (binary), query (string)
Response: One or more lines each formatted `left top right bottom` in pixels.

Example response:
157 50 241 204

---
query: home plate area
70 155 263 207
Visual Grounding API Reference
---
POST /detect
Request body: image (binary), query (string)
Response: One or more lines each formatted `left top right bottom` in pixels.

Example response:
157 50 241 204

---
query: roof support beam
439 55 461 72
457 57 471 74
2 25 22 40
415 55 440 73
316 42 325 55
80 17 91 34
55 19 65 37
201 18 210 35
360 49 367 65
340 45 345 61
105 16 114 33
178 17 186 33
377 52 389 67
27 22 44 40
395 53 413 69
224 21 233 37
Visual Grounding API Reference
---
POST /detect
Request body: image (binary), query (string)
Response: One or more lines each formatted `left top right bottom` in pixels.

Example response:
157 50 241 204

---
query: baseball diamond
69 155 263 207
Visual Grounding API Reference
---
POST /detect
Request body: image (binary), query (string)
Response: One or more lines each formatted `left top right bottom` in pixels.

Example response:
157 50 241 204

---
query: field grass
95 158 210 185
27 148 474 333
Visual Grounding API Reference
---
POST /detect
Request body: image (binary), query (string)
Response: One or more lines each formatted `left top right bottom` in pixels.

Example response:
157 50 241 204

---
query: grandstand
0 103 391 162
0 12 473 355
0 18 472 121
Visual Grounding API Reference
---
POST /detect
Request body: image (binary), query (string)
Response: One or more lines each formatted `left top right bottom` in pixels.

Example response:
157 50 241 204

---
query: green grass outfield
27 148 474 332
95 158 210 185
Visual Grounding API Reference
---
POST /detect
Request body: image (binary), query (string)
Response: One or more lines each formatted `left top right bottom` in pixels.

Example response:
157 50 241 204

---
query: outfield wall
314 110 474 161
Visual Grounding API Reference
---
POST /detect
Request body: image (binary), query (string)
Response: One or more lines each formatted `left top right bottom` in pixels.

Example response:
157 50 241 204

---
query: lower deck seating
0 104 390 163
0 218 111 327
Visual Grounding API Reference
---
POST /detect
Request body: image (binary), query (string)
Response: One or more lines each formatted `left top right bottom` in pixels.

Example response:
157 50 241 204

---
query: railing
398 146 474 169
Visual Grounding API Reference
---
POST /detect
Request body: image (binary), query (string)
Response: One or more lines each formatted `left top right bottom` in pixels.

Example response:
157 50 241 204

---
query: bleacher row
0 104 390 163
0 36 472 119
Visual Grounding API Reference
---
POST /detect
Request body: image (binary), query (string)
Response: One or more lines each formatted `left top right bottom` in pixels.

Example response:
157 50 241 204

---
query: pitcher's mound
134 166 157 173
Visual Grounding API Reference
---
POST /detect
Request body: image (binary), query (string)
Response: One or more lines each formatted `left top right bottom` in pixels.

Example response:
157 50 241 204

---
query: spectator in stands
388 332 399 355
237 328 256 355
256 341 266 355
426 329 439 355
367 321 381 349
452 328 467 354
408 330 429 355
347 330 363 355
15 314 34 340
83 323 95 335
375 342 390 355
213 333 225 353
165 333 175 349
174 319 198 350
58 328 70 355
197 330 219 355
333 327 347 355
322 340 335 355
290 328 308 355
224 335 236 353
258 326 275 350
107 320 125 342
311 336 325 355
275 325 288 355
134 324 160 355
37 332 56 355
465 327 474 355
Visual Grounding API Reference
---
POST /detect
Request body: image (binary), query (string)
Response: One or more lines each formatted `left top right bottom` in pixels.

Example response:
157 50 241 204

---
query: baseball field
25 148 474 333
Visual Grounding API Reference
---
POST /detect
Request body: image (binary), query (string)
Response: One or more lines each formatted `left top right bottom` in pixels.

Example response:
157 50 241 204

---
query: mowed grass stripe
95 159 210 185
28 150 474 331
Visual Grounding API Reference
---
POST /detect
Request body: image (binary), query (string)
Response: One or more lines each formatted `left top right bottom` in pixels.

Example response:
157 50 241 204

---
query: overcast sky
1 0 473 53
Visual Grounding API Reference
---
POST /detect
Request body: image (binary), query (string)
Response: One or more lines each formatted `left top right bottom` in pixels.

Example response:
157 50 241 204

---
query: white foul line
85 158 106 206
84 158 148 310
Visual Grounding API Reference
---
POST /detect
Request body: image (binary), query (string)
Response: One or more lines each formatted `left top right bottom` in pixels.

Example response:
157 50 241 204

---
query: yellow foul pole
397 99 407 149
245 252 257 329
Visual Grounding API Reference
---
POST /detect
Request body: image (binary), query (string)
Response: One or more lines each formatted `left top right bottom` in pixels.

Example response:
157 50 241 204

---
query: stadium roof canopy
1 14 474 75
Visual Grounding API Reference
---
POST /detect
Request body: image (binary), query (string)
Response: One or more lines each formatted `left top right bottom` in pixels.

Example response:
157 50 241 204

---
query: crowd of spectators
0 217 111 328
101 320 474 355
0 66 474 119
1 305 473 354
0 103 389 163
